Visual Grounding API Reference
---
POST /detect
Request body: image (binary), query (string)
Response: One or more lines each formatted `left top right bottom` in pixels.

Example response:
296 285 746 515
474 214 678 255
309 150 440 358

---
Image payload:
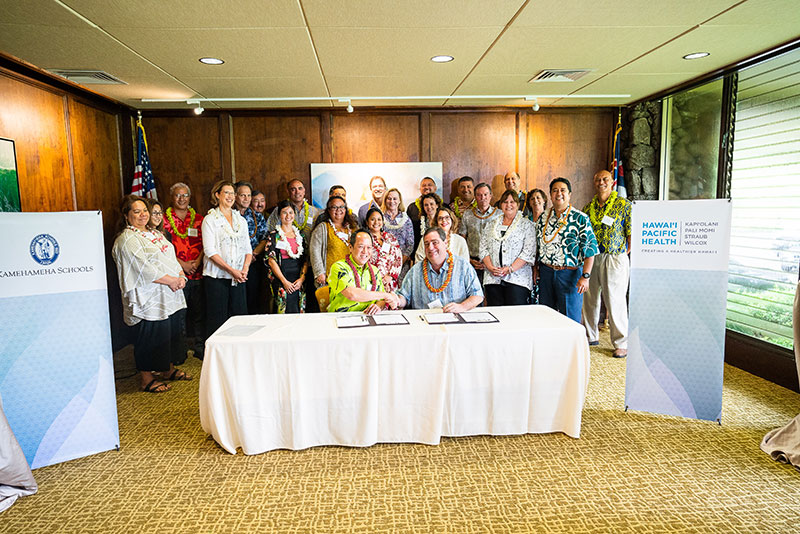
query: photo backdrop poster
310 162 443 210
0 211 119 468
626 199 732 422
0 138 21 212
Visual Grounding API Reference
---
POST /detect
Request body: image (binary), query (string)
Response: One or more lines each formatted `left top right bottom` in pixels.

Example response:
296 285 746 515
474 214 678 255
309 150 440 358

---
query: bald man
581 170 632 358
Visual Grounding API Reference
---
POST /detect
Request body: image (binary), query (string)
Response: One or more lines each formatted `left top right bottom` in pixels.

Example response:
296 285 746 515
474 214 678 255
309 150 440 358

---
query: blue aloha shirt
398 254 483 309
242 208 268 249
536 206 599 267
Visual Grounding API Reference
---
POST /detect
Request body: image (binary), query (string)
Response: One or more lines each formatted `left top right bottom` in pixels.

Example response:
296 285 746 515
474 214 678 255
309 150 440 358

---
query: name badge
187 228 198 237
275 240 290 251
428 298 443 309
602 215 615 226
307 216 313 225
381 242 391 253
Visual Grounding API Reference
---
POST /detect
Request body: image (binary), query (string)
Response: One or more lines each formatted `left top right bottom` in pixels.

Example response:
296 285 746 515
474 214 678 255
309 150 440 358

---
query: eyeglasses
330 206 346 212
151 211 163 216
174 194 190 199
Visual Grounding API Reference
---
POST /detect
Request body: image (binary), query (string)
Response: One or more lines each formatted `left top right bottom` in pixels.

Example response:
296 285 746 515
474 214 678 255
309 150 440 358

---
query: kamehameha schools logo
30 234 60 265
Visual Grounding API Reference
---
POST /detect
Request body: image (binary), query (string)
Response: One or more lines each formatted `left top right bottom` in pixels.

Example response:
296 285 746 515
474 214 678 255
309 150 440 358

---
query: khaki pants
582 252 629 349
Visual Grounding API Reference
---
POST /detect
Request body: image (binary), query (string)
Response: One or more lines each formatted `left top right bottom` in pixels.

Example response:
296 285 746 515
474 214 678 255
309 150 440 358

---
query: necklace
493 212 522 242
542 205 571 244
587 192 618 228
277 225 303 259
452 198 476 218
346 255 377 291
423 251 454 294
292 201 311 231
471 205 497 220
165 207 195 239
383 211 407 230
246 208 258 238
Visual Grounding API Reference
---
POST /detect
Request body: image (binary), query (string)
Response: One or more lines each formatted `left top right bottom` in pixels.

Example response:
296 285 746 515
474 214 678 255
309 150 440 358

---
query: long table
199 305 590 455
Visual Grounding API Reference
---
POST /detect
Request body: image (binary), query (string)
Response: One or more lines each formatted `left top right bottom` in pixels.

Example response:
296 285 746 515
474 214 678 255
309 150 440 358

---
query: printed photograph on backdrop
310 162 443 210
0 138 21 212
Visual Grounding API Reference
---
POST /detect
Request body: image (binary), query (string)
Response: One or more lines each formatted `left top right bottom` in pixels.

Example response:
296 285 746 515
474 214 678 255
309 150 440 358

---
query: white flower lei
208 207 241 235
277 225 304 259
492 211 523 243
383 211 408 230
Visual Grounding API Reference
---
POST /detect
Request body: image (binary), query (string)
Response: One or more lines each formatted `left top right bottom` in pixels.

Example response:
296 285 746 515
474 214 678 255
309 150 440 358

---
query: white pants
582 252 629 349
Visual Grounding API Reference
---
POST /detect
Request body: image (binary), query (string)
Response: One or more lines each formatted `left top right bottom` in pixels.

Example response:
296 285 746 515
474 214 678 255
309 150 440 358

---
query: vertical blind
727 48 800 349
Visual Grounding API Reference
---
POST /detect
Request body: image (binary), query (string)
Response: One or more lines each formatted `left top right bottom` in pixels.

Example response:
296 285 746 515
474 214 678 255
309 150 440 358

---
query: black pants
485 281 530 307
134 312 183 373
182 278 205 355
245 260 267 315
205 276 247 338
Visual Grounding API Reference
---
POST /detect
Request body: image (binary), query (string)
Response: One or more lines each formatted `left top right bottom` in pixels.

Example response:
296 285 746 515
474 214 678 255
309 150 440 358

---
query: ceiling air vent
48 69 127 85
528 69 592 83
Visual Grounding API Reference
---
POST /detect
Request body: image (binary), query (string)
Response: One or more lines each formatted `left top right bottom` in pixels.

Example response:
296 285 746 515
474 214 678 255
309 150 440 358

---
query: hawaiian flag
131 118 157 199
612 116 627 198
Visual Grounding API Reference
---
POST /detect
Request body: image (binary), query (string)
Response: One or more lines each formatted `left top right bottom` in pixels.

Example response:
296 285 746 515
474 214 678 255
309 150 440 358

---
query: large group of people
111 169 632 392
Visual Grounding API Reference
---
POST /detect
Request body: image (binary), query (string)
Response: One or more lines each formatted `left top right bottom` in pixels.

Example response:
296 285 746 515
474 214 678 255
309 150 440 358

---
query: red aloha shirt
163 208 204 280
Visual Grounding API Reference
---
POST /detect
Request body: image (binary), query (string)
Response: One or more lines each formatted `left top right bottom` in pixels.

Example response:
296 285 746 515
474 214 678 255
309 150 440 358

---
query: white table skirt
199 305 590 455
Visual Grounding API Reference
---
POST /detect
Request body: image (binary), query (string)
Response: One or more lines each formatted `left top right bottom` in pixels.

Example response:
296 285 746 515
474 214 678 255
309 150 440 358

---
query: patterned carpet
3 331 800 533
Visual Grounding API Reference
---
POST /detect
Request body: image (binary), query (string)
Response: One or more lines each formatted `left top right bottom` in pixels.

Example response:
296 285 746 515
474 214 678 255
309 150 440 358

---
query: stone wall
621 101 661 200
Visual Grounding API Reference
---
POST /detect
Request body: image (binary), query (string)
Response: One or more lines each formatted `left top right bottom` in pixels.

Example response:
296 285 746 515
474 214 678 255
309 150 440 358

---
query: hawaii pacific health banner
0 211 119 468
626 199 732 422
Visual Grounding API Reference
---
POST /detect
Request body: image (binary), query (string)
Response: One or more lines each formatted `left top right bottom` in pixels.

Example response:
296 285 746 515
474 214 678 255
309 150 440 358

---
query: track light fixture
339 98 354 113
188 99 204 115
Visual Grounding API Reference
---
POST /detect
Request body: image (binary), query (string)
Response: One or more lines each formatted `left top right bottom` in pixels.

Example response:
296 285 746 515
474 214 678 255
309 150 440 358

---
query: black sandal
141 379 170 393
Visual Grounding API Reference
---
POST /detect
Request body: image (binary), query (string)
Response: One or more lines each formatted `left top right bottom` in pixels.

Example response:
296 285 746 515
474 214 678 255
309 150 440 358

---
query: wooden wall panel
69 97 122 242
232 115 322 209
430 112 517 204
0 73 73 212
144 116 223 215
332 113 420 164
526 110 614 211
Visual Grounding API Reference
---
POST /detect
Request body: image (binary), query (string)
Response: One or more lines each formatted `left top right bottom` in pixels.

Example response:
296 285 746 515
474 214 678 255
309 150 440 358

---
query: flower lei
587 191 618 228
165 207 196 239
423 251 454 294
345 254 377 291
471 205 497 220
493 211 522 243
127 225 168 254
452 198 476 219
292 201 311 231
209 207 241 235
542 205 571 244
329 221 351 246
383 211 408 230
277 225 304 259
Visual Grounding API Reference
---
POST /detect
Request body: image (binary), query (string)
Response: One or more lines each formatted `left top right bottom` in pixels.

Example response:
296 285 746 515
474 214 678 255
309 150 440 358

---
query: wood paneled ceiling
1 0 798 110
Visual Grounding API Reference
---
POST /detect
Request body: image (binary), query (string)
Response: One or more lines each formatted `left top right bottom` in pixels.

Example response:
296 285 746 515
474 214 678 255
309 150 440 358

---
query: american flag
612 115 626 198
131 118 157 199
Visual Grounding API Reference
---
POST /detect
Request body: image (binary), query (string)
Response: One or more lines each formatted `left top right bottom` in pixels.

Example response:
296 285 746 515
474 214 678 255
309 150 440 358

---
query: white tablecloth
0 394 38 512
200 305 590 455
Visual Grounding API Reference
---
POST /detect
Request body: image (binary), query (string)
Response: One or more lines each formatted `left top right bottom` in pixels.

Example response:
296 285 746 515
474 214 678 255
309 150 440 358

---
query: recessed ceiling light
199 57 225 65
431 55 454 63
682 52 710 60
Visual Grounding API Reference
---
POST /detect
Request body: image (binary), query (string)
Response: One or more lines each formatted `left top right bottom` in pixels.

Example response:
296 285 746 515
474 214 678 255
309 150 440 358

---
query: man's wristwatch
581 272 591 279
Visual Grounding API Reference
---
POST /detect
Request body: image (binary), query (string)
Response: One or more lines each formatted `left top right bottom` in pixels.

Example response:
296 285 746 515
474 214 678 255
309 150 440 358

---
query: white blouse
479 213 537 290
202 208 253 281
112 228 186 326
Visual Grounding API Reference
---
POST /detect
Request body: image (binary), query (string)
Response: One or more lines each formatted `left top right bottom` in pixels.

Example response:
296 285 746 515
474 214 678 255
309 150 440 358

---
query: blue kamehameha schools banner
0 212 119 468
626 200 732 422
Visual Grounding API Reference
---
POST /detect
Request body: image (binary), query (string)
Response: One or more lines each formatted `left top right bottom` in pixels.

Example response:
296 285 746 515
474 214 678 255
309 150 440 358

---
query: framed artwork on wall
0 138 21 212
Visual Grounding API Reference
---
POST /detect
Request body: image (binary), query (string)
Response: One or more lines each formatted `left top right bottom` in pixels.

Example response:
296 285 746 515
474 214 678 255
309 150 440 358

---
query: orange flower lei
542 205 571 244
423 251 454 294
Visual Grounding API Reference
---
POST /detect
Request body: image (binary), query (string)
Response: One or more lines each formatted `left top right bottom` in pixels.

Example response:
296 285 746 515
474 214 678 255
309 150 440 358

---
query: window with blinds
727 48 800 349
